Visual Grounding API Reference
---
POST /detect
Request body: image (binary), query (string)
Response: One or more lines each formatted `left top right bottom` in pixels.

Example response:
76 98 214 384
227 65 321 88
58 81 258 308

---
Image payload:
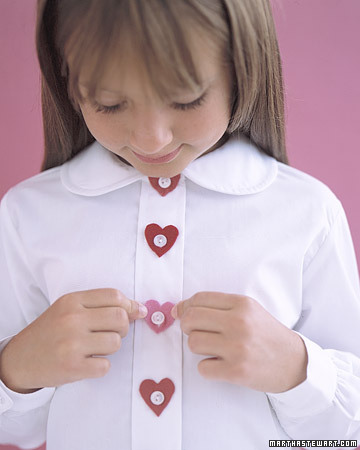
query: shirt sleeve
0 190 56 449
267 199 360 442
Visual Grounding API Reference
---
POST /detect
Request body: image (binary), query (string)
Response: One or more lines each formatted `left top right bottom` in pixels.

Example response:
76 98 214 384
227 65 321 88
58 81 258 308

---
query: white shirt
0 135 360 450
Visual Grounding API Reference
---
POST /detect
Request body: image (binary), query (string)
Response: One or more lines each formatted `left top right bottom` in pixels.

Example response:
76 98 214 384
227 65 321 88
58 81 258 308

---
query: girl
0 1 359 449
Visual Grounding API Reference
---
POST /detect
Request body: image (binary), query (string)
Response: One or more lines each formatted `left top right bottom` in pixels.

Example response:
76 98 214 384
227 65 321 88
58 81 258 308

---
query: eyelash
94 103 124 114
92 92 207 115
172 93 207 111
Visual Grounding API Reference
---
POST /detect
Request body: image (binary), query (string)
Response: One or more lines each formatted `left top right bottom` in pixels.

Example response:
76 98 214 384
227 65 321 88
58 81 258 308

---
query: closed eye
171 91 208 111
91 90 208 115
92 101 127 114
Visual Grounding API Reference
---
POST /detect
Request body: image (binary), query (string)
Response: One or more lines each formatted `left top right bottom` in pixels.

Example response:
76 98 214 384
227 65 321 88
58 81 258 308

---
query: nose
128 107 173 155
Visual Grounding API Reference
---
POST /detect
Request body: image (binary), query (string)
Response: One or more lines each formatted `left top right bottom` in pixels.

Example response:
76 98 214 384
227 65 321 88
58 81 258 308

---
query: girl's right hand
0 289 147 393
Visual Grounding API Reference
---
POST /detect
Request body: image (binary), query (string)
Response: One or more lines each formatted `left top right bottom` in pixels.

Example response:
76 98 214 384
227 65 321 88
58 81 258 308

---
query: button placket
132 176 185 450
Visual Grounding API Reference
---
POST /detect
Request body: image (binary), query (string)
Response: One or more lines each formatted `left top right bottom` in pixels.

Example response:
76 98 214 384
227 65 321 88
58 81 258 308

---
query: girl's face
76 39 233 178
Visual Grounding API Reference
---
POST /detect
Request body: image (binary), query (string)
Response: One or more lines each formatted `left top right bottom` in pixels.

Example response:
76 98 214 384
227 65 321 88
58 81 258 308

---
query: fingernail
171 305 177 319
138 303 148 318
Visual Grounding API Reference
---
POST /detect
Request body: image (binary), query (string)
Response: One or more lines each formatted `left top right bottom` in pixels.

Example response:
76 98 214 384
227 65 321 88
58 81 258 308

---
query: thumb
171 299 187 319
122 298 148 321
132 301 148 321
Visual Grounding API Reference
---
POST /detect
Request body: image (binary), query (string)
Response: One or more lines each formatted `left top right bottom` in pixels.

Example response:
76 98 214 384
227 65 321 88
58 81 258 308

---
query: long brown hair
36 0 289 171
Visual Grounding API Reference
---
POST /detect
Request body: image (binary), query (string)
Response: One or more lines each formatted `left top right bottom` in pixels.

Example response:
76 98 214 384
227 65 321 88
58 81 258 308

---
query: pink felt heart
139 378 175 417
145 223 179 257
144 300 175 333
148 175 180 196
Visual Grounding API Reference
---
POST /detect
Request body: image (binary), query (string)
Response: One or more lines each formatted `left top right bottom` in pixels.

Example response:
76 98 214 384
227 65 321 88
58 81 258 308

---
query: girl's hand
0 289 147 393
172 292 308 393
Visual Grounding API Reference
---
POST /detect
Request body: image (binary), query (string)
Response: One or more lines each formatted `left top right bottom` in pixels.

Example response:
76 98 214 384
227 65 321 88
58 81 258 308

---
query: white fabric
0 134 359 450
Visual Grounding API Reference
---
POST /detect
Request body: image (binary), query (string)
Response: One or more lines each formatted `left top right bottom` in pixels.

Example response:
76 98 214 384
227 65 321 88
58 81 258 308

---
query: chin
135 162 184 179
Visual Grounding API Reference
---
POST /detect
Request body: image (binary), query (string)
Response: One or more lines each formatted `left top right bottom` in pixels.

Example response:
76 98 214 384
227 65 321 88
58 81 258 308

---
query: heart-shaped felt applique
144 300 175 333
139 378 175 417
145 223 179 257
148 175 180 197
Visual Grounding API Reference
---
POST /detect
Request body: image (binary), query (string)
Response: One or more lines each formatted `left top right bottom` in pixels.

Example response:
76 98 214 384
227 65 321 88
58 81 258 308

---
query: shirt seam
0 194 46 322
302 201 342 274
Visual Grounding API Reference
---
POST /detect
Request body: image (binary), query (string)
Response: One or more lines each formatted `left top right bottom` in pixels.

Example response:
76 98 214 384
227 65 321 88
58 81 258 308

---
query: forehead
76 30 224 99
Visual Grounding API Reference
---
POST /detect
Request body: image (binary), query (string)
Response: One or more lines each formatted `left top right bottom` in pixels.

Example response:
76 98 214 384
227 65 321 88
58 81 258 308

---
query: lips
132 145 182 164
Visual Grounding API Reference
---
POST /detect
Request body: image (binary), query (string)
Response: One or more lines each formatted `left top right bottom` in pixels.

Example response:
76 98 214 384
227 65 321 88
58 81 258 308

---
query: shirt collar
60 134 278 196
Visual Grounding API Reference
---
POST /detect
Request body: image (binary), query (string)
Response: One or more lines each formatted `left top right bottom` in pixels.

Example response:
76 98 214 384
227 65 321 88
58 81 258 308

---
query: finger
174 291 239 319
80 289 147 320
86 307 130 336
187 330 225 358
83 356 111 379
79 288 128 307
180 307 227 335
85 331 122 356
197 357 228 382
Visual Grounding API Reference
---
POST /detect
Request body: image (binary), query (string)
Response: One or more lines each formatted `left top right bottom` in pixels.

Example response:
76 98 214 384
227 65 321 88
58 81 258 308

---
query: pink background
0 0 359 449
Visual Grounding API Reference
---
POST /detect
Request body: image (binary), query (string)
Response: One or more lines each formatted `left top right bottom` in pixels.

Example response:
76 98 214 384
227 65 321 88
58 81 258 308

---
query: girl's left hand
171 292 308 393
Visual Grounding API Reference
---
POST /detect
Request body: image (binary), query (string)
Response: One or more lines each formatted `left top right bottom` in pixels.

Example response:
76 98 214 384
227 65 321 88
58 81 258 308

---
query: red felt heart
148 175 180 196
139 378 175 417
144 300 175 333
145 223 179 257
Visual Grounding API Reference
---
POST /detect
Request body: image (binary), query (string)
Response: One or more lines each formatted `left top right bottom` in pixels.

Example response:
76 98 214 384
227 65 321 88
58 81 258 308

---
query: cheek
81 108 127 148
179 102 230 143
80 107 102 136
199 93 231 131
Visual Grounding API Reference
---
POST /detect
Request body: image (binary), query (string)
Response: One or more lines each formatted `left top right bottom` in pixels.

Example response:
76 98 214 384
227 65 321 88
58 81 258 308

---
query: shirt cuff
0 334 16 353
266 332 337 418
0 335 56 414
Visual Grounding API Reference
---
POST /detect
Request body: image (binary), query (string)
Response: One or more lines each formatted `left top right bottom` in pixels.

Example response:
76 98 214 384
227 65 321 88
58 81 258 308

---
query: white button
158 177 171 189
151 311 165 325
153 234 167 248
150 390 165 405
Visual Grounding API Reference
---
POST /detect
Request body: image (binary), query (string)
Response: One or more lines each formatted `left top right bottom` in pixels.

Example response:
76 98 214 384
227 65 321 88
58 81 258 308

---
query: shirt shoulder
3 166 62 199
274 161 342 225
1 166 64 226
